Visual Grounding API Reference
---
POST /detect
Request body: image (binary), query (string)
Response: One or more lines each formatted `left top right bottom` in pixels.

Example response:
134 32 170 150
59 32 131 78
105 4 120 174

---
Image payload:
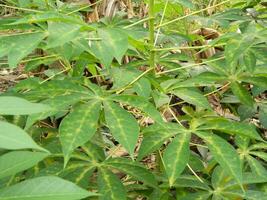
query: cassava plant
0 0 266 199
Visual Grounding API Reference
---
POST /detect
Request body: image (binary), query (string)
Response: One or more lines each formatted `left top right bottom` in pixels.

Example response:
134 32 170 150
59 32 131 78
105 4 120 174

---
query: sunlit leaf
0 176 97 200
0 151 49 179
0 121 46 151
0 96 49 115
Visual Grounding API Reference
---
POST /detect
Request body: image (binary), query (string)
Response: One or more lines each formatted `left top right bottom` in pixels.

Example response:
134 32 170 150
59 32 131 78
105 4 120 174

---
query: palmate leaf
138 123 186 160
26 94 83 129
224 35 254 69
198 118 262 140
246 155 267 176
9 11 91 27
104 101 139 157
0 32 46 68
59 101 101 166
46 22 81 48
108 94 164 123
0 176 97 200
0 96 49 115
177 191 211 200
97 168 127 200
163 132 191 187
239 76 267 89
0 151 49 179
104 158 157 188
0 121 46 151
26 80 93 100
170 72 227 89
195 131 243 186
90 28 128 67
160 175 210 190
230 81 254 107
172 88 211 110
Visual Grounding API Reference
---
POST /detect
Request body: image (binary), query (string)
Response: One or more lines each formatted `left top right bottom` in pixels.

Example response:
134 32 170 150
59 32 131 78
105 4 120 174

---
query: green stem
149 0 155 70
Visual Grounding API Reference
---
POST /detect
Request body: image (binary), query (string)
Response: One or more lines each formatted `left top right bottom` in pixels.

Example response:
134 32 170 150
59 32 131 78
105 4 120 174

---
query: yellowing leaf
163 132 191 186
59 101 101 165
97 168 127 200
195 131 243 186
104 101 139 157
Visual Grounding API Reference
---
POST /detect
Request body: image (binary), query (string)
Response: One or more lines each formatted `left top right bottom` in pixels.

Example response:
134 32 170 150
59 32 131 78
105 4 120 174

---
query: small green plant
0 0 266 199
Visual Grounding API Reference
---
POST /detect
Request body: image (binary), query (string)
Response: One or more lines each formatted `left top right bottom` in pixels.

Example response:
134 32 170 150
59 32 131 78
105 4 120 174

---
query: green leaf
59 101 101 165
172 88 211 110
0 121 46 151
104 101 139 157
161 175 210 190
0 176 97 200
0 151 49 179
225 36 253 69
90 28 128 67
171 72 226 89
47 22 81 48
198 118 262 141
26 80 92 100
250 151 267 162
26 94 83 129
108 94 163 123
0 32 46 68
98 168 127 200
177 191 211 200
163 132 191 186
10 11 90 27
0 96 49 115
195 131 243 186
243 50 256 72
138 123 185 160
230 81 254 107
133 78 151 98
173 0 194 8
240 76 267 89
104 158 157 187
246 155 267 176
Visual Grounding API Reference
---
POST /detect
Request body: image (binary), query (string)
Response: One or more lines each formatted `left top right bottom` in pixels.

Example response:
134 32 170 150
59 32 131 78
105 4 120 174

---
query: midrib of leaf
65 101 100 158
204 136 242 185
166 132 190 186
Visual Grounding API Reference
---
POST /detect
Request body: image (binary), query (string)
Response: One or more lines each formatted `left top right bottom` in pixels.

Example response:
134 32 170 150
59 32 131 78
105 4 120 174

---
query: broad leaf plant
0 0 266 199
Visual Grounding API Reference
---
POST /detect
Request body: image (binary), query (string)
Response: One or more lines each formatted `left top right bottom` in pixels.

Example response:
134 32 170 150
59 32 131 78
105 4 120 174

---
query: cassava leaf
172 88 211 110
138 123 186 160
195 131 243 186
108 94 163 123
25 94 83 129
0 176 97 200
0 32 46 68
231 81 254 107
0 96 49 115
0 121 46 151
163 132 191 186
198 118 262 140
0 151 49 179
47 22 81 48
104 101 139 157
104 158 157 187
59 101 101 165
97 168 127 200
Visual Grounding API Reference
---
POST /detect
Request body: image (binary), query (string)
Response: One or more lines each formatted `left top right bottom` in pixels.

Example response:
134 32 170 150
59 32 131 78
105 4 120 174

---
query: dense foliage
0 0 266 199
